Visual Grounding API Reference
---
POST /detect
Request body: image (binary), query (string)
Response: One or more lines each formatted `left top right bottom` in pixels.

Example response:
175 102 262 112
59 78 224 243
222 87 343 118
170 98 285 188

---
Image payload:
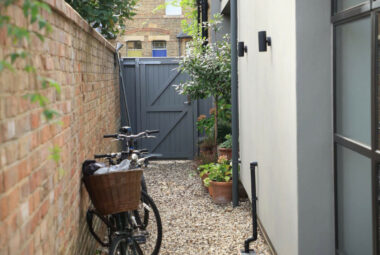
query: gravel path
144 160 272 255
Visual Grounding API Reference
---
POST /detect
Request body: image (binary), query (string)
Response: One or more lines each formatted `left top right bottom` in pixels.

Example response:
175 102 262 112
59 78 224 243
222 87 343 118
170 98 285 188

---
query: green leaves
43 109 60 120
175 20 232 146
200 159 233 186
22 0 51 25
24 64 36 73
49 145 62 164
24 93 48 106
9 51 29 63
0 0 17 7
0 60 14 72
176 33 231 103
7 24 30 43
40 77 61 94
23 77 62 121
65 0 138 39
1 1 62 169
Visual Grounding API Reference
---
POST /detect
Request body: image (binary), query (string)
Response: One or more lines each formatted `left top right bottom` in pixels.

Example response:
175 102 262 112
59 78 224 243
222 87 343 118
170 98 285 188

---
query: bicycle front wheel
132 191 162 255
109 235 143 255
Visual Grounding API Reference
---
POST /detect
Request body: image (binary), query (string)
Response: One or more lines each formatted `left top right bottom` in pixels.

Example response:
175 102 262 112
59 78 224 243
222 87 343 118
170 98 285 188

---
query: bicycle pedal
133 233 147 244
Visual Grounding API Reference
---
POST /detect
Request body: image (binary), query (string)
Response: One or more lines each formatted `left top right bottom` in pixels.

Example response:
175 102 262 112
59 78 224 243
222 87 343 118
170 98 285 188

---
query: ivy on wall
0 0 62 165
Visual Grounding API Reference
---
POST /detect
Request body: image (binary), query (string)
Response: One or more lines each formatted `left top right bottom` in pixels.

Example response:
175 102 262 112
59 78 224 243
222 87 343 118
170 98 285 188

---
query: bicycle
83 130 163 254
85 190 162 255
101 128 161 193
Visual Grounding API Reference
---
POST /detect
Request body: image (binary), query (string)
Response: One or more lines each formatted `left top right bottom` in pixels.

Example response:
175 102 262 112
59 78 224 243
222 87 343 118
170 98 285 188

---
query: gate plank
150 111 188 152
150 70 182 106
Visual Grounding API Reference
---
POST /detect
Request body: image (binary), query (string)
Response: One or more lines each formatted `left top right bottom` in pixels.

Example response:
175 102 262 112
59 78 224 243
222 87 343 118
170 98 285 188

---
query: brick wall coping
45 0 116 53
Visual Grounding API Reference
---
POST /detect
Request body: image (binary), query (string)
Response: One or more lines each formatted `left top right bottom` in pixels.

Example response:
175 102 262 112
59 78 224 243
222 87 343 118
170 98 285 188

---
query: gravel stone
144 160 272 255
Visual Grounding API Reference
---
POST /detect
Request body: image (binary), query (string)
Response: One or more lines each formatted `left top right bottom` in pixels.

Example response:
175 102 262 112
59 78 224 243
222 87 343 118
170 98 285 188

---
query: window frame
152 41 167 50
332 0 371 17
127 40 142 50
152 41 167 57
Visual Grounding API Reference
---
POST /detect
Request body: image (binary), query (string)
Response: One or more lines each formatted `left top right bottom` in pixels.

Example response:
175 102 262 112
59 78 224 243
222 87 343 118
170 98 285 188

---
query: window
127 41 142 50
165 0 182 16
152 41 167 57
127 41 142 57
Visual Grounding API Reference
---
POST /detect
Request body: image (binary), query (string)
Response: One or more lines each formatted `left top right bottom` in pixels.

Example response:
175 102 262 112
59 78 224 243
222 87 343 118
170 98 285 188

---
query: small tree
174 22 231 150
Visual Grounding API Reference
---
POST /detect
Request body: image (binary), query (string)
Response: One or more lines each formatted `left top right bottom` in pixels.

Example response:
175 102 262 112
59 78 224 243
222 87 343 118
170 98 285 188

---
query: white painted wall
295 0 334 254
237 1 298 254
237 0 334 254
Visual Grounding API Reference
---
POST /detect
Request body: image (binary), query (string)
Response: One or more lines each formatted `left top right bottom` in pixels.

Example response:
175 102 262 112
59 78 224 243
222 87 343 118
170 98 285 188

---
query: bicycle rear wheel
132 191 162 255
109 235 143 255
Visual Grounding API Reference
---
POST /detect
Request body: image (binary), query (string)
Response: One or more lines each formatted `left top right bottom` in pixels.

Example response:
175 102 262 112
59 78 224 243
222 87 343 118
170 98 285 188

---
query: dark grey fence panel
121 58 213 159
121 61 138 132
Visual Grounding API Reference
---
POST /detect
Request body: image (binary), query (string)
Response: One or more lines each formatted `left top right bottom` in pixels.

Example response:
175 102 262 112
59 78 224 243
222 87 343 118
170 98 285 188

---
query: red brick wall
0 1 120 254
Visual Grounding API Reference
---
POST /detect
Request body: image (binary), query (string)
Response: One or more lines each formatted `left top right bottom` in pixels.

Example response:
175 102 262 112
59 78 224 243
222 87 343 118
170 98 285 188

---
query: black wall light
238 41 248 57
258 31 271 52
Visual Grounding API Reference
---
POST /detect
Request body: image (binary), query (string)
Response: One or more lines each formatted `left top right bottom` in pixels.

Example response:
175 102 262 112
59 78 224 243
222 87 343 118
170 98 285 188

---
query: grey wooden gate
121 58 199 159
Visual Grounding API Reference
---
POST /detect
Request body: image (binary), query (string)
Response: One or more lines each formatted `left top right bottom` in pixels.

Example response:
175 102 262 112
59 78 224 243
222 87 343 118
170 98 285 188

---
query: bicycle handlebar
103 134 118 139
94 153 117 159
118 130 159 140
146 130 159 134
103 130 159 140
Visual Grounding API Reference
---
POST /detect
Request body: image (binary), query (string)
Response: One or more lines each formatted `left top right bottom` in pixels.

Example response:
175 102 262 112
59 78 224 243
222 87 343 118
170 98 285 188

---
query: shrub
65 0 137 39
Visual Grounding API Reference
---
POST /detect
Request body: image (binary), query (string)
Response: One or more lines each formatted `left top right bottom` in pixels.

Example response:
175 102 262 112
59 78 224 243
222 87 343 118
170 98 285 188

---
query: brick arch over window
125 28 171 35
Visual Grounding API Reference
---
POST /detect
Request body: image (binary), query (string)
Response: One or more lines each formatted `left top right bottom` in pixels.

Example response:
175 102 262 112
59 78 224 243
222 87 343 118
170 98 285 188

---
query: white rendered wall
237 0 334 254
237 0 298 254
295 0 334 254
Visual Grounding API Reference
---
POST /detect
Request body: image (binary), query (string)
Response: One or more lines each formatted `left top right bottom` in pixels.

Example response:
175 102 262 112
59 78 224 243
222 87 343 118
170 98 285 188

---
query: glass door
332 1 379 254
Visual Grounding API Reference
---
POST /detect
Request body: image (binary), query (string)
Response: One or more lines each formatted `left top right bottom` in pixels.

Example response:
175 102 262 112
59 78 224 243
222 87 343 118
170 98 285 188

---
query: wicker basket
83 169 142 215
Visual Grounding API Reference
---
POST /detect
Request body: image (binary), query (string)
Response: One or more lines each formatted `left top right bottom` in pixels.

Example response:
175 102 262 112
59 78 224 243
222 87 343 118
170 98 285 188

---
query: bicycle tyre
133 191 162 255
109 235 143 255
141 173 148 194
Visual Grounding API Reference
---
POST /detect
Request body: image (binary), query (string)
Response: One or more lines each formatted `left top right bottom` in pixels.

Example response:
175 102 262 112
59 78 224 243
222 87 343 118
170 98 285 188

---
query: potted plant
218 134 232 160
174 16 231 153
203 156 232 204
199 136 215 156
198 164 212 193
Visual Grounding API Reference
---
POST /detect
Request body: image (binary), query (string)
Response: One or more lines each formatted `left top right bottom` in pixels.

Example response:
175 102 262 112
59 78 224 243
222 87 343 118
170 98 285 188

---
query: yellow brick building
116 0 191 58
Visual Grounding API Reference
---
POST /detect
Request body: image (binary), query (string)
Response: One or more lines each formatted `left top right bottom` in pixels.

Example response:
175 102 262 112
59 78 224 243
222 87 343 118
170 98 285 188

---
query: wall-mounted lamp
258 31 271 52
238 41 248 57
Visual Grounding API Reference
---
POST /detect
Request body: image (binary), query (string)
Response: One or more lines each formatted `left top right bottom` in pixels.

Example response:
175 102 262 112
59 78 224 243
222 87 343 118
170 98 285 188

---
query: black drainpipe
241 162 258 254
201 0 208 41
197 0 201 33
178 37 182 57
231 0 239 207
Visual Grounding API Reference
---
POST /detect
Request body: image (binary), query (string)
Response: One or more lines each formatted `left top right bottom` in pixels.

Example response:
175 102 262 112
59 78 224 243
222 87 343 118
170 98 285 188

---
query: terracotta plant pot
200 146 215 156
208 184 213 197
218 147 232 160
210 181 232 204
